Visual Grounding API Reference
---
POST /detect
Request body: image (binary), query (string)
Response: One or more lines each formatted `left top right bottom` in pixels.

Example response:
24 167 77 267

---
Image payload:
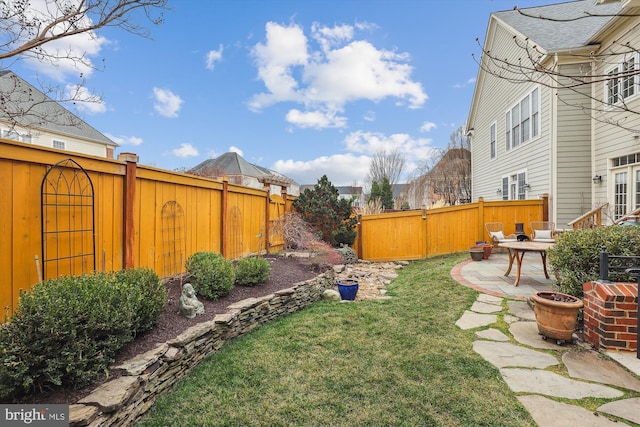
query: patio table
498 241 554 286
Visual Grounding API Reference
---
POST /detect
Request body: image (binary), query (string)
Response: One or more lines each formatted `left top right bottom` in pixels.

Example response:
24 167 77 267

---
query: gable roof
189 152 295 185
0 70 116 146
493 0 621 52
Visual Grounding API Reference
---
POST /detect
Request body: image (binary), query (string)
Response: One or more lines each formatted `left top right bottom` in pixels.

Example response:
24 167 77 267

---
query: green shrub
548 225 640 298
235 257 272 286
332 225 357 247
185 252 235 299
0 268 166 401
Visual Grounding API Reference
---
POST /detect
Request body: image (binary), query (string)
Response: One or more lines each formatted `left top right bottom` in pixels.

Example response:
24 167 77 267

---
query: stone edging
69 271 335 426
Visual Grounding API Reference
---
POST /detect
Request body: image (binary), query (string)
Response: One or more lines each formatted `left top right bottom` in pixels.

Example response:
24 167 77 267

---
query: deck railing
568 203 608 230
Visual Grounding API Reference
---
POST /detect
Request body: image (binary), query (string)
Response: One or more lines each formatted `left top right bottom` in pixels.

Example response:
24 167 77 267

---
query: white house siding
1 123 110 157
592 15 640 223
554 62 593 227
470 23 552 206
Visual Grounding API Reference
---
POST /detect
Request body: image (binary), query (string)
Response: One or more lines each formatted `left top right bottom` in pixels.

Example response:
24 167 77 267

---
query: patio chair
485 222 517 249
530 221 556 242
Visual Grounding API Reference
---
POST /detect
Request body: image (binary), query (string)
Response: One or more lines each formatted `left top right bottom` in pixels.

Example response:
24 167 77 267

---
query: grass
138 253 535 426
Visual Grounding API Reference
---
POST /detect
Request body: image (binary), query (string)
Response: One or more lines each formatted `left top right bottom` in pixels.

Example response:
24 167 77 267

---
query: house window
53 140 65 150
505 87 540 150
606 54 638 106
502 172 527 200
490 122 496 159
614 172 627 220
635 170 640 210
2 129 32 143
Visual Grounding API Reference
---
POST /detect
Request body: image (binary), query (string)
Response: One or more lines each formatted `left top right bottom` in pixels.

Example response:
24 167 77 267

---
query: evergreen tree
380 176 394 209
293 175 357 246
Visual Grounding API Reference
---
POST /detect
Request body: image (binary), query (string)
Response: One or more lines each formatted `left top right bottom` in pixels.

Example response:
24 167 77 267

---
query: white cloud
153 87 183 118
17 0 107 81
285 109 347 129
272 153 371 186
206 44 224 70
453 77 476 89
271 130 441 186
229 146 244 156
67 84 106 114
420 121 437 132
248 21 427 128
363 111 376 122
171 143 199 158
105 133 143 146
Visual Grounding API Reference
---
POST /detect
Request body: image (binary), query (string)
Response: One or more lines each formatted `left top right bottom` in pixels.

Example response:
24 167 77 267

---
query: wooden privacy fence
0 140 293 317
355 196 548 262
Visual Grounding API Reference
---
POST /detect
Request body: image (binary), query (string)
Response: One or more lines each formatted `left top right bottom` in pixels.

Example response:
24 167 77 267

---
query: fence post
264 184 271 255
599 246 609 282
119 152 138 269
221 177 228 258
542 193 549 221
478 197 485 242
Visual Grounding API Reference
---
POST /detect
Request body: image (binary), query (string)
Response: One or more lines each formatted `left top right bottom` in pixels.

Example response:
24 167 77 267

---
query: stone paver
507 300 536 321
509 320 565 350
475 328 509 342
455 310 497 330
455 260 638 426
473 341 558 369
563 351 640 392
598 398 640 425
518 395 623 427
500 368 624 399
470 300 503 313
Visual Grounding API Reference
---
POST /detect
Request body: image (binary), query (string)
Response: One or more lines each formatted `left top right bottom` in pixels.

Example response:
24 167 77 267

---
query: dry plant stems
360 199 384 216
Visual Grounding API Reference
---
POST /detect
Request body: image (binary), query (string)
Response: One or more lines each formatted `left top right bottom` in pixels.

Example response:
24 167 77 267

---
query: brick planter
582 281 638 353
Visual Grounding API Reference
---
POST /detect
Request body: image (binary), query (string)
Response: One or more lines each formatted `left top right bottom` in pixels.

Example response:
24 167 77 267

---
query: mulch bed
24 254 329 405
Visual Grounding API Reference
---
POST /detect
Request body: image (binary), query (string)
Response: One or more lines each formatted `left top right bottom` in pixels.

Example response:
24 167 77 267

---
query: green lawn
138 253 535 426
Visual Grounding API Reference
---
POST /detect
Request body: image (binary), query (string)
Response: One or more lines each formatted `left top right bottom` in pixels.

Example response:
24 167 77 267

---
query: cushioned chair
485 222 517 249
530 221 556 243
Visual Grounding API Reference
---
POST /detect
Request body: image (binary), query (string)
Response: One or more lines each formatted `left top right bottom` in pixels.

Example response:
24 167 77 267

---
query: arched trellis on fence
40 158 96 281
161 200 186 280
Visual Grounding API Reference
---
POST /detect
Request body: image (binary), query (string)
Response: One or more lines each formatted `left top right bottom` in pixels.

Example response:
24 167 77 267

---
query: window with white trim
501 171 528 200
490 122 496 159
52 140 65 150
614 171 628 220
606 54 638 106
505 87 540 150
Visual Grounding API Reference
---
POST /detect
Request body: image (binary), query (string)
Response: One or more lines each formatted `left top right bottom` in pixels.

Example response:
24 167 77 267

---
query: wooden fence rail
354 196 548 261
1 140 292 318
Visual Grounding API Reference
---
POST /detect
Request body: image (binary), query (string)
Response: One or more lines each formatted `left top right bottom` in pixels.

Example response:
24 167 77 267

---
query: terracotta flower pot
531 291 583 344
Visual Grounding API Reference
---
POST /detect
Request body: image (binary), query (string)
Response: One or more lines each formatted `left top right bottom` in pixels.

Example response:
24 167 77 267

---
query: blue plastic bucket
337 279 359 301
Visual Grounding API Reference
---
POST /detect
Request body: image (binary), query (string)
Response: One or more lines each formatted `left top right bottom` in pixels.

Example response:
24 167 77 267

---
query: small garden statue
179 283 205 319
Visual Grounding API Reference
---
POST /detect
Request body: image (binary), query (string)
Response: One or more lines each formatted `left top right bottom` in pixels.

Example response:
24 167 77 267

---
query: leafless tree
405 126 471 208
0 0 168 128
473 5 640 132
365 148 405 190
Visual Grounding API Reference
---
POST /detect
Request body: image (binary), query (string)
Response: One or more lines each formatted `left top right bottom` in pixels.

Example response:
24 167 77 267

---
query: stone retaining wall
583 280 638 353
70 272 334 427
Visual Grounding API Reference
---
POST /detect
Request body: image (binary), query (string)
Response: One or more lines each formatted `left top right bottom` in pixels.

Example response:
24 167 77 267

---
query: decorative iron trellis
161 200 186 280
40 158 96 280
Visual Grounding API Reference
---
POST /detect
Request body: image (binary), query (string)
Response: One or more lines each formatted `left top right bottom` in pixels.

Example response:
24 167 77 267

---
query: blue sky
11 0 553 186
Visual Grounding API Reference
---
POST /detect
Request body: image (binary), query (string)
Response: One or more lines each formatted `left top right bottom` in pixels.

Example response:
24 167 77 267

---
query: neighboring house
0 70 117 158
189 152 299 196
466 0 640 228
403 149 471 208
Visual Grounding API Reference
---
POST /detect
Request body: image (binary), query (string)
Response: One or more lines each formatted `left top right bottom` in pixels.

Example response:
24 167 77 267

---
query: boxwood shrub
185 252 235 299
548 225 640 298
235 257 271 286
0 268 166 401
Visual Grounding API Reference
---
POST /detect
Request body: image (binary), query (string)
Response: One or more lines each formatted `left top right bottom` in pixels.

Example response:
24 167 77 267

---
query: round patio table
498 241 554 286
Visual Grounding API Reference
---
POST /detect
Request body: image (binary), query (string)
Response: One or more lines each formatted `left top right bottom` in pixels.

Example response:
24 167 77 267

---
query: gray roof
493 0 621 52
190 152 266 176
0 70 115 146
190 152 295 185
